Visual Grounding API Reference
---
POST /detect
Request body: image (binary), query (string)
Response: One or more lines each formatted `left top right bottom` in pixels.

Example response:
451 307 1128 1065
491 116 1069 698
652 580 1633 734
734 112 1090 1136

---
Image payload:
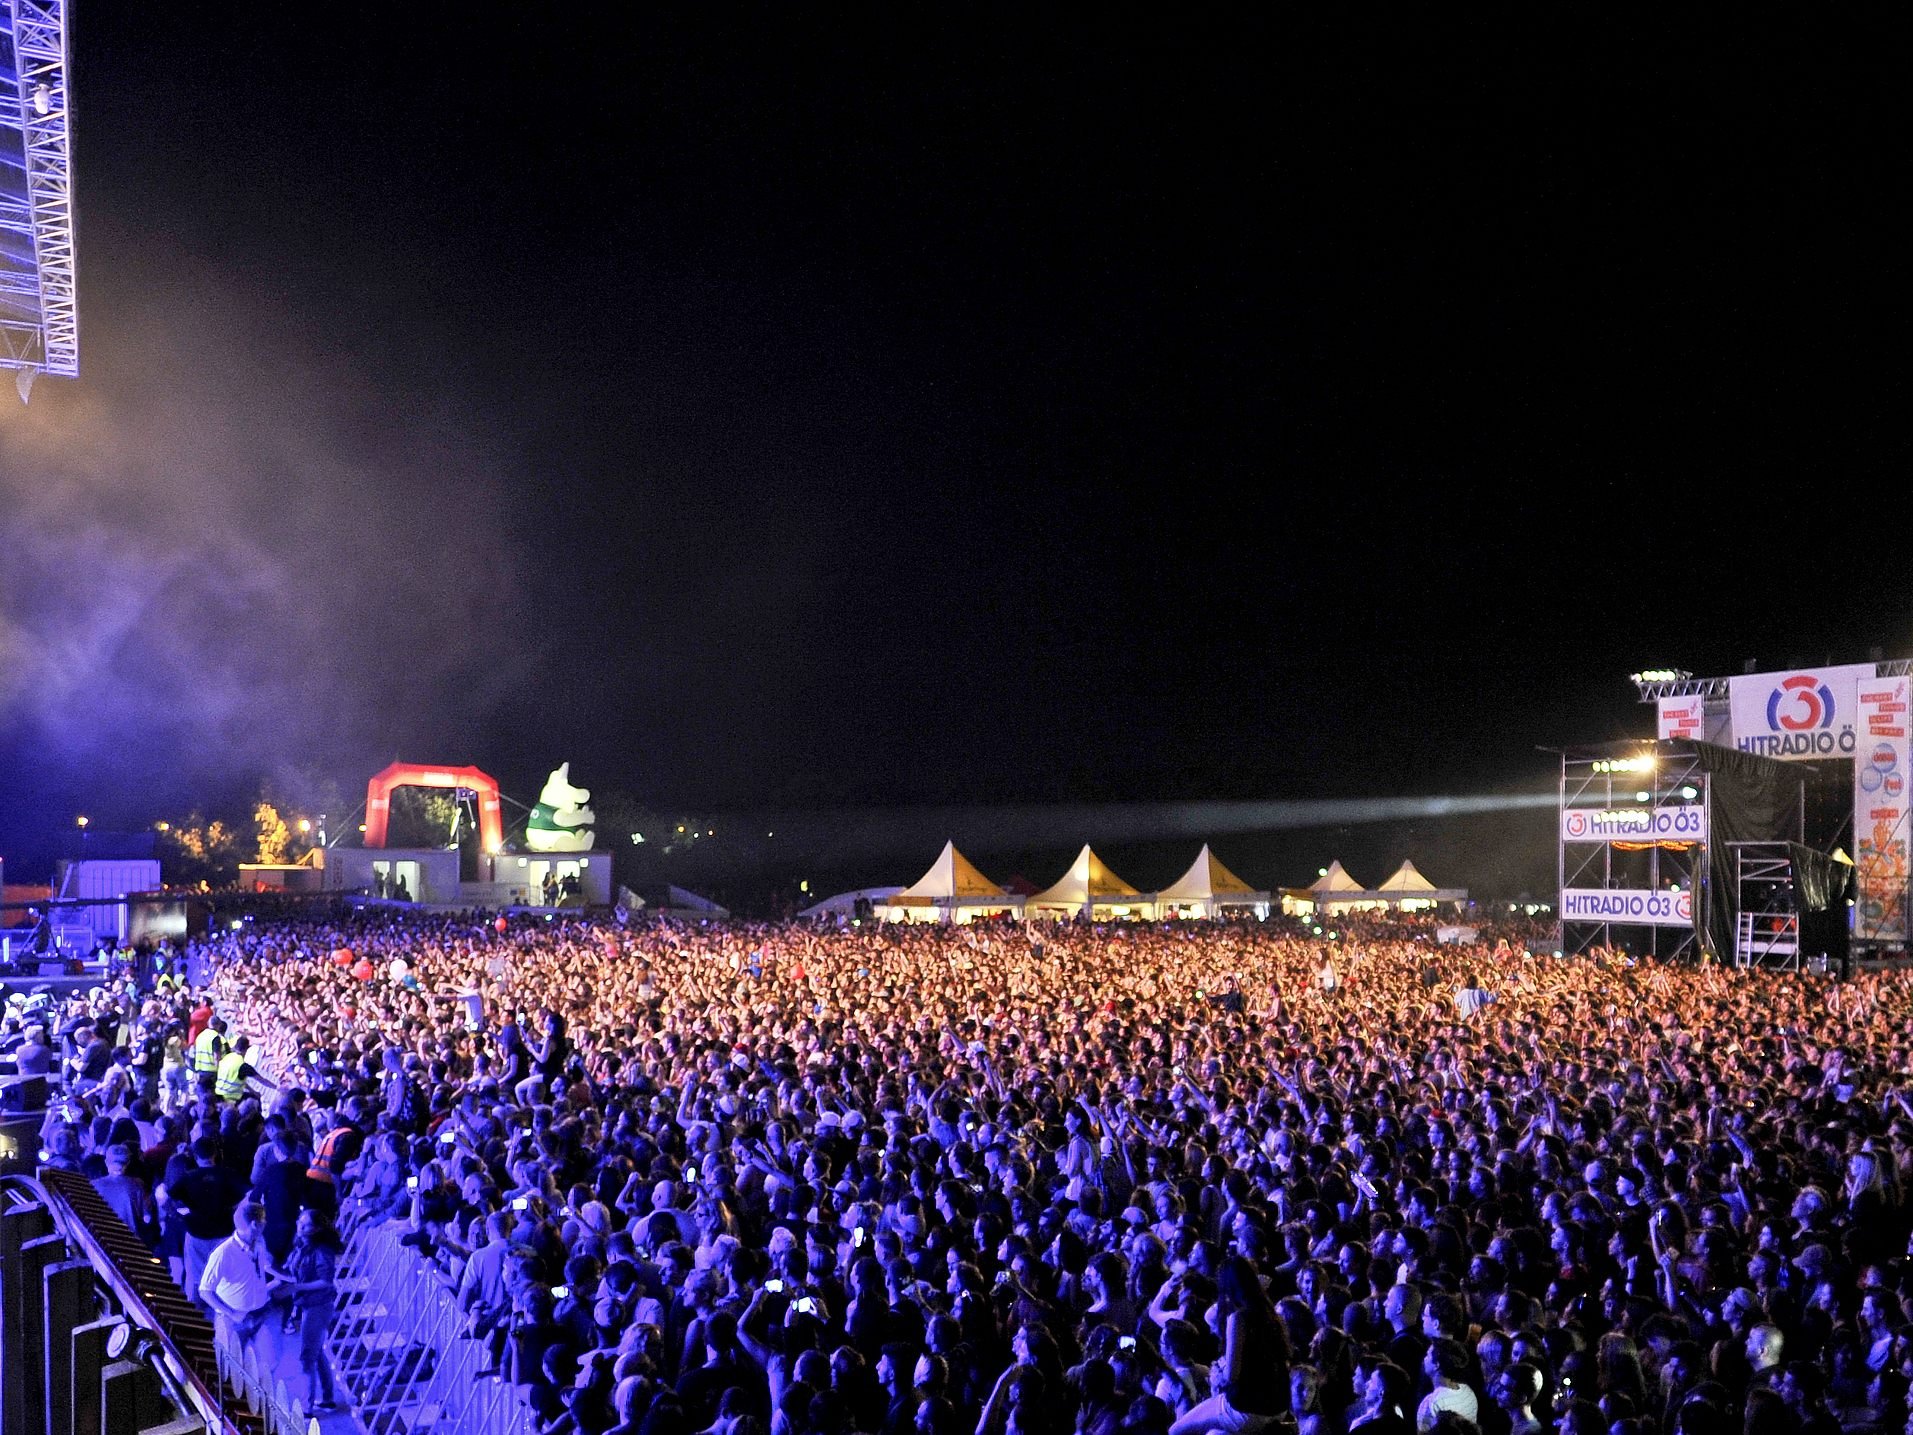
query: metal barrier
327 1216 531 1435
213 1329 326 1435
230 1019 528 1434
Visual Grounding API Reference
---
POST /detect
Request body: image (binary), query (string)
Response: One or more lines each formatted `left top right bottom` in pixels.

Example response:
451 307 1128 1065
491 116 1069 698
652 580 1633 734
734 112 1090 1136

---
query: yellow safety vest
215 1050 249 1101
193 1027 223 1073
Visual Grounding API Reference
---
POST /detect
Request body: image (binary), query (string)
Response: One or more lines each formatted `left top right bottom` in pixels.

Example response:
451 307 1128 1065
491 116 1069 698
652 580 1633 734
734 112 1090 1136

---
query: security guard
192 1017 225 1080
307 1108 365 1189
214 1035 252 1102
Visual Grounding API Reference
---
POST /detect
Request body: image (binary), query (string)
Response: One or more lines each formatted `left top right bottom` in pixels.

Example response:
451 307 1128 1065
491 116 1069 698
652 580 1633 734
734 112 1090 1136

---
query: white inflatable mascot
525 762 595 852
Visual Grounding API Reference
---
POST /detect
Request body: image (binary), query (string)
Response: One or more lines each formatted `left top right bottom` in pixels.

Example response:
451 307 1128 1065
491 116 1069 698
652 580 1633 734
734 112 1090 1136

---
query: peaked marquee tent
876 842 1022 924
1026 845 1150 919
1280 860 1379 916
1372 860 1468 911
1154 844 1271 918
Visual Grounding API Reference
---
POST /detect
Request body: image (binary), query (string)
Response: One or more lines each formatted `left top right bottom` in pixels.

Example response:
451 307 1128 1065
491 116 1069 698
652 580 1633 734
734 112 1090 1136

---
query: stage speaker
0 1073 48 1113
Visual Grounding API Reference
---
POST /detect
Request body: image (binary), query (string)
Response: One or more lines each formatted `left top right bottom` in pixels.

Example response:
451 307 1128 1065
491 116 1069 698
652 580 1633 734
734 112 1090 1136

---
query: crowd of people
9 906 1913 1435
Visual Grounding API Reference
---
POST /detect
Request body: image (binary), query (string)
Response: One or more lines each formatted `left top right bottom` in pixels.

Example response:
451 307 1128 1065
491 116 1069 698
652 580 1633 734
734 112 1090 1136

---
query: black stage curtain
1790 842 1854 972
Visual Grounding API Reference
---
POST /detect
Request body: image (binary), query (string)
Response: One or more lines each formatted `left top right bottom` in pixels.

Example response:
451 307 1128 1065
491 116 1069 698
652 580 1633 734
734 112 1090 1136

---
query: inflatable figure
526 762 595 852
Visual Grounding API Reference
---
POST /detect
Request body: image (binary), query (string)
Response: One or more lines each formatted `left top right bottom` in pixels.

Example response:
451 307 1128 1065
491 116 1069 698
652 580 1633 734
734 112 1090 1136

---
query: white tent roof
665 885 730 916
1028 845 1143 907
890 842 1008 903
799 886 901 919
1374 860 1438 893
1309 861 1366 893
1156 844 1266 903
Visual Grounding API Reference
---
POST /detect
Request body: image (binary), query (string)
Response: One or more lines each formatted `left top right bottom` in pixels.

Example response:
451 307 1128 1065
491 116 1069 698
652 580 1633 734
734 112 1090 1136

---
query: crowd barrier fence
213 1327 329 1435
326 1214 531 1435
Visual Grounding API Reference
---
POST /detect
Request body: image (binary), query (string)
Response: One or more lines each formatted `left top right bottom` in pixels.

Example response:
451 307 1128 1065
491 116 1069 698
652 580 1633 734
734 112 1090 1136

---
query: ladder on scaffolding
1731 841 1805 970
1734 908 1801 970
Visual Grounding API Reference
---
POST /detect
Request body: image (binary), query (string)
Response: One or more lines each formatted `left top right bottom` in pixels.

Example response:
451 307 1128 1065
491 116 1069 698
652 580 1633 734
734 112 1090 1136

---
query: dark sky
0 11 1906 883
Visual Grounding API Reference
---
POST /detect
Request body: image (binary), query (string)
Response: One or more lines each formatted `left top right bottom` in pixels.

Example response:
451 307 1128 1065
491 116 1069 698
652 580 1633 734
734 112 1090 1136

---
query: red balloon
331 947 354 967
352 959 375 982
494 916 509 934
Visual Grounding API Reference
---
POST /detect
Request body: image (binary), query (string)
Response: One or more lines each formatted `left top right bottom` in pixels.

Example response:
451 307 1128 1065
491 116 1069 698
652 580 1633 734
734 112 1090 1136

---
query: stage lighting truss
1632 660 1913 704
0 0 77 379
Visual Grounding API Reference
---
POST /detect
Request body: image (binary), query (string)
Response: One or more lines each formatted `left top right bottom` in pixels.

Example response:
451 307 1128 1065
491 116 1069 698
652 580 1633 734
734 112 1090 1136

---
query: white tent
1154 844 1270 918
1027 845 1151 920
1372 860 1467 911
1281 860 1385 916
876 843 1022 924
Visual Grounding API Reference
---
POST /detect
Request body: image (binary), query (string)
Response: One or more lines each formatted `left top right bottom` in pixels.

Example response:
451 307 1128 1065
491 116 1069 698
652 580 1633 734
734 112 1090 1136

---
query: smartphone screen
512 1197 528 1211
552 1285 569 1300
766 1278 784 1293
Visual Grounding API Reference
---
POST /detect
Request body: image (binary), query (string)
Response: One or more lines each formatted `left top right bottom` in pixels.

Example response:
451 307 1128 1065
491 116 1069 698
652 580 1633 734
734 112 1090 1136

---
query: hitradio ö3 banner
1560 888 1694 927
1854 677 1910 942
1728 664 1873 760
1560 806 1706 843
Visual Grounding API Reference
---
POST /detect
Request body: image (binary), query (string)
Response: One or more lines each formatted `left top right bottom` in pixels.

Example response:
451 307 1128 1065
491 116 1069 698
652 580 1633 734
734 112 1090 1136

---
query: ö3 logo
1767 674 1836 731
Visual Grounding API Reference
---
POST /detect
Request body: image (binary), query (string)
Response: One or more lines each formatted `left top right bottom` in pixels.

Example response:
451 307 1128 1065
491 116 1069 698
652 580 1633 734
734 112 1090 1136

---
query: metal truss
1632 659 1913 703
0 0 76 377
1558 743 1709 961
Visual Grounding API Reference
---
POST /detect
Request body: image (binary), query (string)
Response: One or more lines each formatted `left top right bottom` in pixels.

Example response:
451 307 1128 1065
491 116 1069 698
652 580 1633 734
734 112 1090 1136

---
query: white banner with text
1854 677 1909 942
1560 887 1694 926
1560 805 1706 844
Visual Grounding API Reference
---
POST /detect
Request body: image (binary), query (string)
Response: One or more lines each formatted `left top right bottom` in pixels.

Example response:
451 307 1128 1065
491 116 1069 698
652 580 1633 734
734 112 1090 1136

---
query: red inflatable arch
363 762 505 854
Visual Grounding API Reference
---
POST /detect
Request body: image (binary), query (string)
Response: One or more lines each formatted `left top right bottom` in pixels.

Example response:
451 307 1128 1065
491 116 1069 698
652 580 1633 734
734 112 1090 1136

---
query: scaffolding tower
0 0 76 396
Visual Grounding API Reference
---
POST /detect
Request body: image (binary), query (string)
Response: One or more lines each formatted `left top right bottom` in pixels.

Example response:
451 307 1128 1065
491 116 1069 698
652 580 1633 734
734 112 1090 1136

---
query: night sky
0 12 1905 893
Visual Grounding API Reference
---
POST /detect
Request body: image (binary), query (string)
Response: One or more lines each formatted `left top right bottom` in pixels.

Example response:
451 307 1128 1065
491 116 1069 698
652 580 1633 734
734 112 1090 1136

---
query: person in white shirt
199 1199 286 1359
1417 1338 1479 1433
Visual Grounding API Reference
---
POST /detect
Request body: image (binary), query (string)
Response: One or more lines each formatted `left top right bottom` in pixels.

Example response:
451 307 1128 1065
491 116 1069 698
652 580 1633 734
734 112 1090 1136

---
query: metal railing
230 1018 529 1434
327 1216 531 1435
214 1327 331 1435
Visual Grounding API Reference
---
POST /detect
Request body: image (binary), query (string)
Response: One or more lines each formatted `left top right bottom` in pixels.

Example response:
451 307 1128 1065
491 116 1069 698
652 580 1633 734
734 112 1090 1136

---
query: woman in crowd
279 1206 346 1412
